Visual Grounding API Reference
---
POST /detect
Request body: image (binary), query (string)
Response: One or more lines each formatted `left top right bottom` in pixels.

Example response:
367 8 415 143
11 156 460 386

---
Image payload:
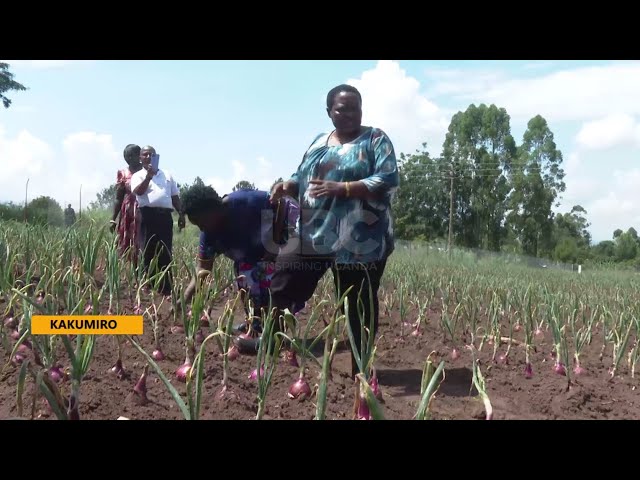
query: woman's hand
308 179 345 198
270 180 298 203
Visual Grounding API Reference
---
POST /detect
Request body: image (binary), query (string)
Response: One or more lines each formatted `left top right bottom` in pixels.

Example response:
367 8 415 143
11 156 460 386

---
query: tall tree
442 104 516 251
392 145 449 241
553 205 591 262
0 63 27 109
615 231 637 261
508 115 565 257
89 184 117 210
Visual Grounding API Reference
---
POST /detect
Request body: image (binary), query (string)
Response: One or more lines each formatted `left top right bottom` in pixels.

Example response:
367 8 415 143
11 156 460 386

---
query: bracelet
345 181 351 197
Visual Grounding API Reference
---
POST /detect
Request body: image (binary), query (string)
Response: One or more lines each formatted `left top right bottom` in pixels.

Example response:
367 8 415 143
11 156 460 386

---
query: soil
1 285 639 421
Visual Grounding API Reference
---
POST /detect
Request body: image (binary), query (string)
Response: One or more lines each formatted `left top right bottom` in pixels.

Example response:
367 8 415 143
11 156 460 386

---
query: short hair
326 84 362 109
182 183 223 216
123 144 141 160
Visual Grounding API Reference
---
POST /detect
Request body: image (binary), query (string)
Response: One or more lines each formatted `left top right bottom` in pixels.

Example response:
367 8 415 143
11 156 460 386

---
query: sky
0 59 638 244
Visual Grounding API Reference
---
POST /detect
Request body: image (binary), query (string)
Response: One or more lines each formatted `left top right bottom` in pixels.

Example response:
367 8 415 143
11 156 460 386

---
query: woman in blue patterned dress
266 84 400 378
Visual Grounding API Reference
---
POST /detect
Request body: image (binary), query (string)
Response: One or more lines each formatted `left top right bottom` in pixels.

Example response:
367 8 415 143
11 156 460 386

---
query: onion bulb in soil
524 363 533 379
4 316 16 329
573 365 586 375
133 306 143 315
176 361 192 383
11 353 25 366
195 329 205 344
355 392 371 420
131 365 149 405
110 359 126 379
10 329 20 341
227 345 239 361
554 362 566 376
284 350 299 367
497 353 508 365
152 349 165 361
249 366 265 380
535 328 544 339
369 369 383 402
48 365 65 383
200 312 209 328
451 348 460 360
171 325 185 334
288 374 311 400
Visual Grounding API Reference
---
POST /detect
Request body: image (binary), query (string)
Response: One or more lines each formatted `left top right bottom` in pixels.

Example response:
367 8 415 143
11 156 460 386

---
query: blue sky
1 60 638 244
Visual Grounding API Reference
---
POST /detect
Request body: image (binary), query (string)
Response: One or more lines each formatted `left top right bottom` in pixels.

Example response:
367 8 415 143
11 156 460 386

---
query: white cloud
559 167 640 242
564 152 581 177
575 113 640 151
347 60 450 156
0 125 121 211
521 61 557 71
424 66 508 99
424 62 640 124
205 156 277 195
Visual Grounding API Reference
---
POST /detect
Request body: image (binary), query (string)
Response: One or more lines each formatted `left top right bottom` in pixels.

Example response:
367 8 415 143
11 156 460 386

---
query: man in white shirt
131 145 185 296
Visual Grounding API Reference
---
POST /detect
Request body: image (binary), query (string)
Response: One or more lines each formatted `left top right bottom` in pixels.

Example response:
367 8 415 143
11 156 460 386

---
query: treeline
389 103 637 268
0 197 65 227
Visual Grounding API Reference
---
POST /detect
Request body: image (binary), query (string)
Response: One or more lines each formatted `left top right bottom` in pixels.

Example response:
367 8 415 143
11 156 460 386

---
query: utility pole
448 168 454 260
24 178 29 223
79 184 82 220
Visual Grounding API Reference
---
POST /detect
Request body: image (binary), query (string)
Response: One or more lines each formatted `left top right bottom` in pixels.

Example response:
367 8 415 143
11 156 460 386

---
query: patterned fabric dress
290 126 399 264
116 168 142 264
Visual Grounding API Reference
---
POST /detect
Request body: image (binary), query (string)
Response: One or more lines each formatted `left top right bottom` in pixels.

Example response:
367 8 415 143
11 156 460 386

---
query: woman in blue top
269 84 399 378
179 184 298 335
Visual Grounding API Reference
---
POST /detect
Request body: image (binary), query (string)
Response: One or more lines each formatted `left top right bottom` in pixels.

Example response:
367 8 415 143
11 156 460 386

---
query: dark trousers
140 207 173 295
269 253 387 377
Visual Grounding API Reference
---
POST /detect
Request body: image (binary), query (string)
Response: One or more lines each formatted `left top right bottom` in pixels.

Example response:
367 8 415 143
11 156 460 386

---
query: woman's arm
110 182 126 230
308 129 399 201
182 256 215 303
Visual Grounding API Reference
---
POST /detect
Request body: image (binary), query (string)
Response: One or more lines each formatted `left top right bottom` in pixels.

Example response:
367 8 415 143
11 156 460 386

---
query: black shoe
234 335 261 354
234 322 249 334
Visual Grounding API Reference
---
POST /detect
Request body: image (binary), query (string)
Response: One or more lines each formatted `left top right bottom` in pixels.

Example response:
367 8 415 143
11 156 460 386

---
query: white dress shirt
131 168 179 209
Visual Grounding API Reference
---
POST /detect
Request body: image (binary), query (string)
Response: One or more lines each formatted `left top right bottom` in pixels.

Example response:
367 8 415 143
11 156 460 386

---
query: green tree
554 237 578 263
89 184 117 210
508 115 565 257
178 176 206 198
0 63 27 109
26 196 64 227
233 180 256 191
553 205 591 263
615 230 638 261
442 104 516 251
391 144 448 241
592 240 616 261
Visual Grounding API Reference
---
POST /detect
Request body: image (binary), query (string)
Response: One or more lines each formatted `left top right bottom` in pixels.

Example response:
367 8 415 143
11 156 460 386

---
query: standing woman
111 144 143 265
269 84 399 378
